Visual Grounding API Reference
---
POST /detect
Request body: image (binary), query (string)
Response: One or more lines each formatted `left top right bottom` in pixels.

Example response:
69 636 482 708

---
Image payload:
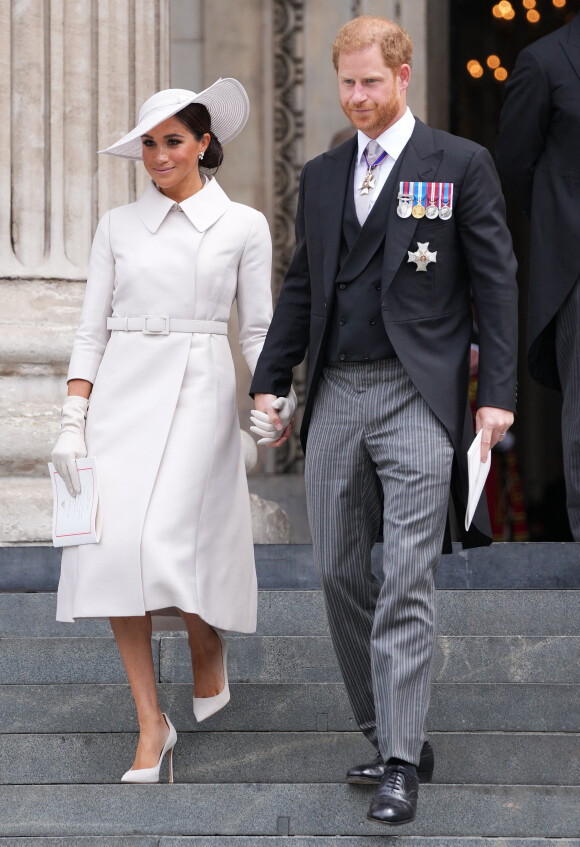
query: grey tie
355 140 384 226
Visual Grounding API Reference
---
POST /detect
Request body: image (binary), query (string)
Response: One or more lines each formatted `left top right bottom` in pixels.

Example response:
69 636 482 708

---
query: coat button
375 283 381 290
338 284 346 290
339 319 346 326
339 353 346 361
363 355 369 361
369 318 376 326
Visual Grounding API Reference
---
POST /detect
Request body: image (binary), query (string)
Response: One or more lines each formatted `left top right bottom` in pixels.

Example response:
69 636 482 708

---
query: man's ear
398 64 411 92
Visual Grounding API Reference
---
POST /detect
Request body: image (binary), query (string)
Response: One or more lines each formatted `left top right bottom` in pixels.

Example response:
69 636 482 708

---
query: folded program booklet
48 456 101 547
465 429 491 531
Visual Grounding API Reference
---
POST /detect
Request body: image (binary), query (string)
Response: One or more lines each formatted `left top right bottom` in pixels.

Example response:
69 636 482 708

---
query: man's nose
351 84 366 103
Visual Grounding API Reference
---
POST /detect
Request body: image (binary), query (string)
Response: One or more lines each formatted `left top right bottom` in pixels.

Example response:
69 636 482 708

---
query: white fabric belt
106 316 228 336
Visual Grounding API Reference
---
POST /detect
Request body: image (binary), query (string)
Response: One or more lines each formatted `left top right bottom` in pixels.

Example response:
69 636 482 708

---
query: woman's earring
198 151 205 161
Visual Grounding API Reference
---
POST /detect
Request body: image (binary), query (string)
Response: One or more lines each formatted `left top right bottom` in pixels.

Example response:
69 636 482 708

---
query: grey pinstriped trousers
305 359 454 765
556 278 580 541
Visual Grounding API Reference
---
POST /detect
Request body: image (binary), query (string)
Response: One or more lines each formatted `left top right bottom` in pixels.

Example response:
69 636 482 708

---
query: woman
51 80 272 783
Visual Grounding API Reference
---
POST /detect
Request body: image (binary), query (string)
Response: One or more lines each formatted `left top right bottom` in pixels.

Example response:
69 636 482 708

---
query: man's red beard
342 89 401 136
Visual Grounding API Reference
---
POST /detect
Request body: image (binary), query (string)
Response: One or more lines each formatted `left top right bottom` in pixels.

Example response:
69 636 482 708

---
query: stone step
3 543 580 591
1 683 577 734
2 634 578 685
0 731 577 786
0 784 578 838
2 841 580 847
2 841 579 847
0 414 59 477
1 590 579 636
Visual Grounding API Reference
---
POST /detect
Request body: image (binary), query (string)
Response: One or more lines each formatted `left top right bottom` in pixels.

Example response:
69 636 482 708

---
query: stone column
0 0 169 544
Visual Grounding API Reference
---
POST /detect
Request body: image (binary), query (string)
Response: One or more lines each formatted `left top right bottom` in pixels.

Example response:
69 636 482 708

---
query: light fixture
467 60 484 78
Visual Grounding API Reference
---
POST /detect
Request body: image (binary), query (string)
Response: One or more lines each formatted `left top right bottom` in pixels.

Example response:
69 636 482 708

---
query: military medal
408 241 437 272
438 182 453 219
426 182 439 219
359 146 388 195
412 181 427 218
360 171 376 195
397 181 413 218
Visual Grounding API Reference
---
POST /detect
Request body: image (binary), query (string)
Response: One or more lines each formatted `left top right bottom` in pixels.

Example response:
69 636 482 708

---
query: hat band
139 99 193 125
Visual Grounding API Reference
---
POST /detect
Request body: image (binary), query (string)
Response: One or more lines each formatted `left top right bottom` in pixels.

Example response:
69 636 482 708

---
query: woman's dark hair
175 102 223 171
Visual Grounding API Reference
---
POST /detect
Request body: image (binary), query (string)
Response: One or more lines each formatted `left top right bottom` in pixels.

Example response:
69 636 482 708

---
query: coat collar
379 118 444 297
136 177 231 233
317 136 358 295
561 12 580 81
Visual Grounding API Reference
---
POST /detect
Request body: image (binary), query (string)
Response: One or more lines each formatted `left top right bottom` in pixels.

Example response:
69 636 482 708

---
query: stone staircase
0 543 579 844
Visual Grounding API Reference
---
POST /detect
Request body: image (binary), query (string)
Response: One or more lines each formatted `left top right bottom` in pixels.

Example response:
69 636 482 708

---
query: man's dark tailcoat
496 13 580 389
251 118 518 546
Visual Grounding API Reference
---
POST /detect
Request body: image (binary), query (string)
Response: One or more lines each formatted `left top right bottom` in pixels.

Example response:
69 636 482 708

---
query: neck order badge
359 143 388 195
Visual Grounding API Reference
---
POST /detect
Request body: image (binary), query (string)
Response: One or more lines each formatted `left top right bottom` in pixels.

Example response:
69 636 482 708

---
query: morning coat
496 12 580 389
251 119 519 547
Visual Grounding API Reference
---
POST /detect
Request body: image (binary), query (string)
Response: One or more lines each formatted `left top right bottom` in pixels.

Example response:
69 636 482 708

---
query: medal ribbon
414 182 427 208
399 181 412 198
440 182 449 210
428 182 438 206
363 148 388 172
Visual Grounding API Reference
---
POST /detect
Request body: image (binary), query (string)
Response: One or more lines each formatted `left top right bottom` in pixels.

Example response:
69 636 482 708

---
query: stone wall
0 0 170 543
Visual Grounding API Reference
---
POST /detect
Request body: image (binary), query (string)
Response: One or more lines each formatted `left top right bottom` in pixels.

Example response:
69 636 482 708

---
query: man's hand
251 392 294 447
475 406 514 463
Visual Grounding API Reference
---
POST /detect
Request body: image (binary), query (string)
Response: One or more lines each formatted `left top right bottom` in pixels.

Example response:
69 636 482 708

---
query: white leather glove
51 395 89 497
250 387 297 445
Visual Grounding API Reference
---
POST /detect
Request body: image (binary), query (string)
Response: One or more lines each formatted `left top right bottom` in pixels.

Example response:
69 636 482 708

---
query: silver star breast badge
408 242 437 272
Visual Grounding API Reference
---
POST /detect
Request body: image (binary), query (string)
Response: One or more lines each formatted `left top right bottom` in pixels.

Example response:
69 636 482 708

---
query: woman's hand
51 394 90 497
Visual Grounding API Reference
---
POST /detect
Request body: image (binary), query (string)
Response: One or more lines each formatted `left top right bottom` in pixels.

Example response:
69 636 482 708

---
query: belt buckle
143 315 170 335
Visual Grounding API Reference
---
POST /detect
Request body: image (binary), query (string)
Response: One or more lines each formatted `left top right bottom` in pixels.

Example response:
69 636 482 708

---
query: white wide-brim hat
99 78 250 160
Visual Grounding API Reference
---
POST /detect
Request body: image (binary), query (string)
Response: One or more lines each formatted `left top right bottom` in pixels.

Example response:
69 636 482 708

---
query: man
496 11 580 540
251 16 517 825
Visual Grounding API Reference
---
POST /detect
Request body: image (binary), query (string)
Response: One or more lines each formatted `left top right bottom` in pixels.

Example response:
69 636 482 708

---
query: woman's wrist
67 379 93 399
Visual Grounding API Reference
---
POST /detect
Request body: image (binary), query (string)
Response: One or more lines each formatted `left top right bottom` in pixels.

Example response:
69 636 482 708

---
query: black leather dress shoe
346 740 434 785
367 764 419 826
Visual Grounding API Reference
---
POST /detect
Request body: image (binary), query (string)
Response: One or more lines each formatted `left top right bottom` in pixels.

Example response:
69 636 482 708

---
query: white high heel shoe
193 631 230 722
121 713 177 784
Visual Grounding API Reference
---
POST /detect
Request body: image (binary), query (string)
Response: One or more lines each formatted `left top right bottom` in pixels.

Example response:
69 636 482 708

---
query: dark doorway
449 0 578 540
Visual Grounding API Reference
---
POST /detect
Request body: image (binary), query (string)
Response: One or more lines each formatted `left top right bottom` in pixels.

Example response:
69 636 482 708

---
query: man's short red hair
332 15 413 72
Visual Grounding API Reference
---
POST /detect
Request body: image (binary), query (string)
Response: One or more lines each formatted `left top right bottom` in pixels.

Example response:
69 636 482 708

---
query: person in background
496 10 580 539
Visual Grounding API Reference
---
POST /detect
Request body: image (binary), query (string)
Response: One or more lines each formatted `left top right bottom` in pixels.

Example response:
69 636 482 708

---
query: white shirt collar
357 107 415 164
136 176 231 233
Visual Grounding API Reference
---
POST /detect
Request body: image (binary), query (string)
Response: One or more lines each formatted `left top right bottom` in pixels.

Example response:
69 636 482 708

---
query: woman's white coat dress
56 178 272 632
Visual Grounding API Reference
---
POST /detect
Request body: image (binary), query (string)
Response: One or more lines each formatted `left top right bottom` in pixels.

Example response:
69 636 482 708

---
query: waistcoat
325 149 399 363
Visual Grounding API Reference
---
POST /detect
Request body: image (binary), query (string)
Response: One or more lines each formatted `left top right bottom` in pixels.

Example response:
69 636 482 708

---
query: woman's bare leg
109 614 169 769
179 612 225 698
